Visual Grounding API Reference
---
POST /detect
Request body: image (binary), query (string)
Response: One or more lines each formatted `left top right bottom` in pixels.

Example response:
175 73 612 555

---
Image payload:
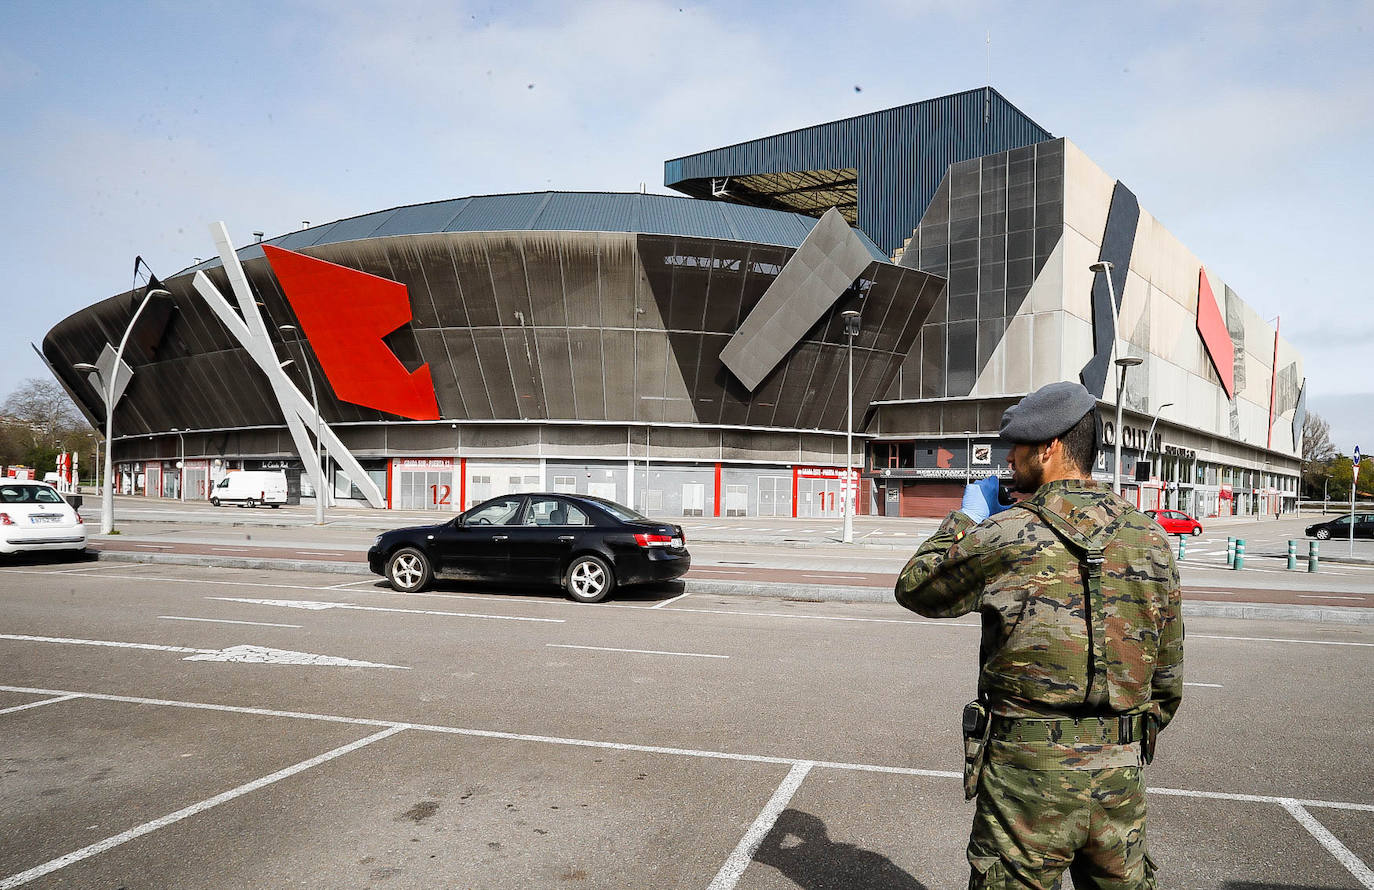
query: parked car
210 470 287 508
0 480 87 556
1305 514 1374 541
1144 509 1203 536
367 493 691 603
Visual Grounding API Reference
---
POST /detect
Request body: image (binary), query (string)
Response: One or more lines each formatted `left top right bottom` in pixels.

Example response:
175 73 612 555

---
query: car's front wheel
1315 528 1331 540
565 555 614 603
1191 525 1202 536
387 547 433 593
210 497 220 507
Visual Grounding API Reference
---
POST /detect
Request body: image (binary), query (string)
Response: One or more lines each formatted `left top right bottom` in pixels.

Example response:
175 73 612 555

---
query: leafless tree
1301 411 1336 464
1 378 87 448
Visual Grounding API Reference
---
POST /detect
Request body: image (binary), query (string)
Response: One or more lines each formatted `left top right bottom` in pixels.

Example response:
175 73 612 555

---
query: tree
1301 412 1336 464
0 377 91 473
1299 411 1340 501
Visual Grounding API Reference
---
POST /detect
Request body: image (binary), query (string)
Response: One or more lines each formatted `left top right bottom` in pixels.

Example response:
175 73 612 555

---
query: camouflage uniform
896 479 1183 890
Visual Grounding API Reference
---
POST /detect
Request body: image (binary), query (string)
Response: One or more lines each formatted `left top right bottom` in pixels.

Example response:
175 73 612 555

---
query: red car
1145 509 1203 536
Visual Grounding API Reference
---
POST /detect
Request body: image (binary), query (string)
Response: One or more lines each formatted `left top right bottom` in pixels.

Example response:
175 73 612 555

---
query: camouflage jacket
895 479 1183 730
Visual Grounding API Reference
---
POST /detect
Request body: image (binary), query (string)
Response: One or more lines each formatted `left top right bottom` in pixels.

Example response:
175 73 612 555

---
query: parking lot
3 559 1372 888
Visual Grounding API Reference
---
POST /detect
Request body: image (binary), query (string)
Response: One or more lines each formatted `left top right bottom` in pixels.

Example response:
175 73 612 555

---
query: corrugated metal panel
534 192 642 232
446 193 550 232
663 87 1053 257
372 199 470 237
325 210 398 244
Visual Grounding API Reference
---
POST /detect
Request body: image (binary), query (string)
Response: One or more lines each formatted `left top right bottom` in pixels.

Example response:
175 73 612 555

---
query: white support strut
191 222 385 508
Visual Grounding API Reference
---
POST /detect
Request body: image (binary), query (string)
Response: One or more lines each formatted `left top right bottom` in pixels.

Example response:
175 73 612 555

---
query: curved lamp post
72 284 167 534
279 324 325 524
841 310 862 543
1088 261 1142 496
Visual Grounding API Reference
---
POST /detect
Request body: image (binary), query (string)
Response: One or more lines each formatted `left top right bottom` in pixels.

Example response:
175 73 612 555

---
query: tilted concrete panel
719 208 874 391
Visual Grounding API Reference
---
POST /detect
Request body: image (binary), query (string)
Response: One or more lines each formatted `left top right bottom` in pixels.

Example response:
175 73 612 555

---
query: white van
210 471 288 508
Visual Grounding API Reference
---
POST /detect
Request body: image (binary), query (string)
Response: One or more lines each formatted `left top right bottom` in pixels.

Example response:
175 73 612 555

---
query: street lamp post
72 283 167 534
86 433 99 496
279 324 325 524
841 310 862 544
170 428 186 502
1145 402 1173 508
1089 261 1142 496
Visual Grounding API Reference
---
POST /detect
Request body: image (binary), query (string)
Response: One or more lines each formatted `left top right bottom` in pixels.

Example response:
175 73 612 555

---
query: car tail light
634 532 674 548
0 513 12 526
75 512 84 524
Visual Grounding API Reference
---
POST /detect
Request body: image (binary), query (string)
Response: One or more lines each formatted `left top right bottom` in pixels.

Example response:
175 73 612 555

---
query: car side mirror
454 515 466 528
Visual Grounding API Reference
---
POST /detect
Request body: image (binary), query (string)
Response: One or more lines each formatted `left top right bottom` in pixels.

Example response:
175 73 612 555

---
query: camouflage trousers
967 760 1157 889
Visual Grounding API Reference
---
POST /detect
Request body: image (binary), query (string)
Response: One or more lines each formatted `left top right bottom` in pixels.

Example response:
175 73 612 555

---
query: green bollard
1226 537 1235 567
1308 540 1319 573
1287 540 1297 571
1233 538 1245 570
1178 536 1186 561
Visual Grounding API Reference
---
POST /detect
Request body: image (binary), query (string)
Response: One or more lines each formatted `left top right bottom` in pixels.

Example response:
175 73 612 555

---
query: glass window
0 485 63 504
465 497 524 526
525 497 589 526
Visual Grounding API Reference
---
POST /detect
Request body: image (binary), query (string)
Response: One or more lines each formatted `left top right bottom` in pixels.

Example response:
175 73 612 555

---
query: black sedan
1305 513 1374 541
367 492 690 603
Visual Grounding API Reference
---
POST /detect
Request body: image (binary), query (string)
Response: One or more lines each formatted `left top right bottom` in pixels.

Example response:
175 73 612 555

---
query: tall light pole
841 310 862 543
1089 261 1142 496
72 281 167 534
170 428 186 502
86 433 100 496
279 324 325 524
1145 402 1173 508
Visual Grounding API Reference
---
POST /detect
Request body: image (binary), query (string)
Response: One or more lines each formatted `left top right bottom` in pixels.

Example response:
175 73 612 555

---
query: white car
0 480 87 556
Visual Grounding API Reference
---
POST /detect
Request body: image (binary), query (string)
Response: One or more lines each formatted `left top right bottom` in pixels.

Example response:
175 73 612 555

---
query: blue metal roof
664 87 1054 257
177 191 888 277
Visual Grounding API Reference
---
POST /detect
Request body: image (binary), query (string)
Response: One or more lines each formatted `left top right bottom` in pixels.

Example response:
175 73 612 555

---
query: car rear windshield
0 485 63 504
591 499 649 523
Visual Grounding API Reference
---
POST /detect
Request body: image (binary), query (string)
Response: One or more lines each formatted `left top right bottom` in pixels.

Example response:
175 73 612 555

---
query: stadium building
42 87 1303 519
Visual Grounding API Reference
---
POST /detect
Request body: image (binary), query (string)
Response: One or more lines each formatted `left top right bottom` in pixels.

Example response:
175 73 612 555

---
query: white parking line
0 726 404 890
649 591 692 609
1192 633 1374 648
1283 801 1374 889
708 761 814 890
1298 594 1368 601
210 547 250 553
208 596 566 623
0 693 82 716
663 606 978 628
158 616 304 629
546 643 728 659
1183 682 1224 688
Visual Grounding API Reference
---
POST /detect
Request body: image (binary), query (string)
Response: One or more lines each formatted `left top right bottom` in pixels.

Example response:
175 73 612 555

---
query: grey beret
999 381 1097 443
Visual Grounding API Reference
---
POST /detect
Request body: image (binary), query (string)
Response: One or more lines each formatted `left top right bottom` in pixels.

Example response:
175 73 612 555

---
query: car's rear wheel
387 547 432 593
1191 525 1202 536
566 555 614 603
1315 528 1331 540
210 497 220 507
246 497 258 508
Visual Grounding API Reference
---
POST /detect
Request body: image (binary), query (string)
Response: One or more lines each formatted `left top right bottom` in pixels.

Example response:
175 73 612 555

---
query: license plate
30 514 62 524
670 537 682 549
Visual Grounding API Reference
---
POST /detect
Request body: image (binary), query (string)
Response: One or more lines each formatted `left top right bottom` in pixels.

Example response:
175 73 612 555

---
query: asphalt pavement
1 561 1371 888
65 496 1374 624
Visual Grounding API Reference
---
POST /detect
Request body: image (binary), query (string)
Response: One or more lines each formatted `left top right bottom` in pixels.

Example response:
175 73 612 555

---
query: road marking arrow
209 597 565 623
0 634 406 669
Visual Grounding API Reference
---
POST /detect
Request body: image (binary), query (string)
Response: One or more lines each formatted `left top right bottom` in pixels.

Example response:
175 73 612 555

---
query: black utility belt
989 713 1148 747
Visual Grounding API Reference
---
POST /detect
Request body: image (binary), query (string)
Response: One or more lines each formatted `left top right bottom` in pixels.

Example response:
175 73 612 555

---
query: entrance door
396 468 452 511
757 476 790 518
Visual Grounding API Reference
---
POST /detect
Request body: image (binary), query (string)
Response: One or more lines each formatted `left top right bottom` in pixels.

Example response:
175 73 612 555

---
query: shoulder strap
1016 501 1124 708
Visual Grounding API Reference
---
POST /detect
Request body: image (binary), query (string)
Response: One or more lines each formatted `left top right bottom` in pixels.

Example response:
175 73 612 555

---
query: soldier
895 381 1183 889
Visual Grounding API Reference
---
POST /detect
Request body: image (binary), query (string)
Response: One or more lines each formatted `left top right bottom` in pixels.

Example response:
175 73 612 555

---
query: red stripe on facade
792 465 799 518
713 462 721 517
1268 319 1280 449
1195 268 1235 399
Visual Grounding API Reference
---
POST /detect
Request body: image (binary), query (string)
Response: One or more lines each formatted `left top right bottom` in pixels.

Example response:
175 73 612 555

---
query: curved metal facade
44 219 944 464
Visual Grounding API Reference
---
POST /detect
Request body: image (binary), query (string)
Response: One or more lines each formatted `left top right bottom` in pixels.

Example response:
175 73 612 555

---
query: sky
2 0 1370 453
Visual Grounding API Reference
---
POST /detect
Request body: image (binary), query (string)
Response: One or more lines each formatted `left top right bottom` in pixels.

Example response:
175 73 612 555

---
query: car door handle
558 535 575 542
492 535 508 542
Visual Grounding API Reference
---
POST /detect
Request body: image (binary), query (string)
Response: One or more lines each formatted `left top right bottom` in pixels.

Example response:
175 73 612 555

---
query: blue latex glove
960 476 1013 523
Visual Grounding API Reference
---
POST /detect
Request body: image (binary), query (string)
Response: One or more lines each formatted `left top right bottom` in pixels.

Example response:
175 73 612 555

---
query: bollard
1233 538 1245 570
1226 537 1236 567
1287 540 1297 571
1178 536 1186 561
1308 540 1319 573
